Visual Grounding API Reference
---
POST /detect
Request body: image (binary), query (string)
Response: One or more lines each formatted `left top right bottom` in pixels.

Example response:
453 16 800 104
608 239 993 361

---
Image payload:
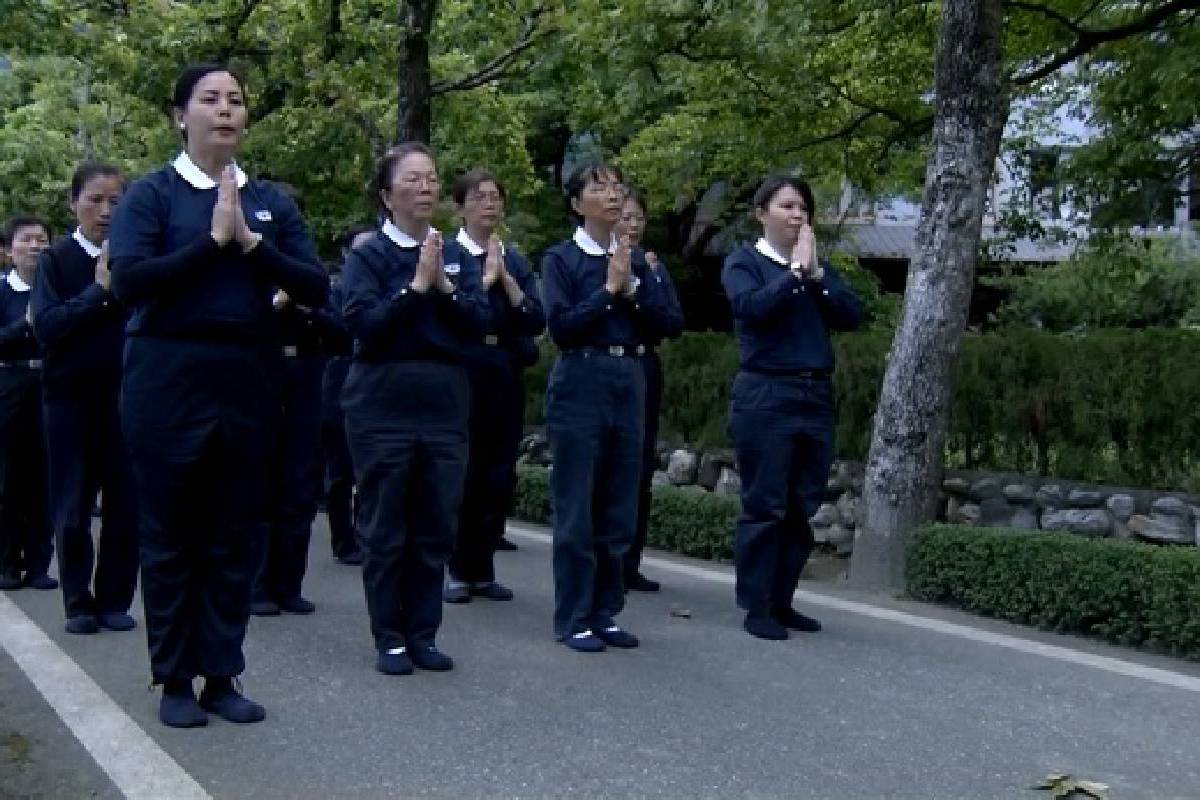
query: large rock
827 461 854 492
836 493 861 528
1151 497 1190 518
1003 483 1035 504
1128 514 1193 545
714 466 741 496
696 453 724 490
810 503 838 528
667 449 699 486
1036 484 1065 508
1067 489 1106 508
1041 509 1112 537
969 477 1003 502
826 524 854 555
1105 494 1136 522
959 504 982 527
978 498 1016 528
1010 507 1039 530
651 470 671 488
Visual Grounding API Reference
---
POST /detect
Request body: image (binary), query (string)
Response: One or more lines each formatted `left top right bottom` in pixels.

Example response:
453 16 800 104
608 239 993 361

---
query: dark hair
373 142 437 214
452 169 506 206
4 214 49 245
564 161 625 221
623 186 647 214
752 174 815 218
172 62 245 111
71 162 123 200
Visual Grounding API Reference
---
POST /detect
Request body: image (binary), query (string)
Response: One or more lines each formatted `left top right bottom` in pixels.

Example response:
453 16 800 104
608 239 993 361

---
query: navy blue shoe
410 646 454 671
24 573 58 591
278 596 315 614
470 581 513 601
744 613 788 641
495 536 518 552
199 679 265 723
0 572 21 591
559 629 606 653
594 625 639 649
772 606 822 633
250 599 280 616
159 684 207 728
443 581 470 604
376 648 414 675
65 615 99 635
336 550 364 566
97 612 136 632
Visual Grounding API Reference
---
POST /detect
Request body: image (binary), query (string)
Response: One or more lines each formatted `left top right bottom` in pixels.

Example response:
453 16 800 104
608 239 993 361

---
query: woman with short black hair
30 162 138 636
721 175 863 640
109 63 328 727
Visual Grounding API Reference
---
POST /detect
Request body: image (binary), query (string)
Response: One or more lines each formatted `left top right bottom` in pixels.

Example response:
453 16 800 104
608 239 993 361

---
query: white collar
72 228 103 258
172 151 248 190
7 270 31 293
382 219 427 249
573 227 616 257
755 237 791 267
456 228 505 258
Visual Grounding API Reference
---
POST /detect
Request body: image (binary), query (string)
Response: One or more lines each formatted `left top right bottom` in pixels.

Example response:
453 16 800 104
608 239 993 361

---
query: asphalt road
2 517 1199 799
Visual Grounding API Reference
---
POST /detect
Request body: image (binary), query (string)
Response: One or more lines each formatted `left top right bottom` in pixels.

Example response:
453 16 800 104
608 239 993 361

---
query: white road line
506 522 1200 694
0 593 211 800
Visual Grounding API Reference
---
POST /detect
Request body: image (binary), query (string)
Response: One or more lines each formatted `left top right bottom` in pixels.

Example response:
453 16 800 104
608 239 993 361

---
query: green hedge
513 465 737 560
907 524 1200 658
525 327 1200 490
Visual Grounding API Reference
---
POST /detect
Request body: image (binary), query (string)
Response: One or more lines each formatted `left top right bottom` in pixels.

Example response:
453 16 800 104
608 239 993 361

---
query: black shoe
250 599 280 616
495 536 518 552
743 613 789 641
376 648 414 675
469 581 513 601
336 550 364 566
24 573 58 591
772 606 822 633
594 625 639 649
409 646 454 671
97 612 136 631
278 596 316 614
0 572 22 591
443 581 470 604
199 678 266 723
159 682 207 728
65 615 99 635
559 629 606 653
625 573 661 593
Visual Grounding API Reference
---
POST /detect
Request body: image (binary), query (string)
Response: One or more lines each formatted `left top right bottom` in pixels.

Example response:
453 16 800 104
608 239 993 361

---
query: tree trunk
849 0 1009 590
396 0 436 144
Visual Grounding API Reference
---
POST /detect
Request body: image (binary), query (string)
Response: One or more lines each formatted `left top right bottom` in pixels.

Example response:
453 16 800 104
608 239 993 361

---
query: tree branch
1012 0 1200 86
1004 1 1085 34
214 0 265 63
430 7 547 95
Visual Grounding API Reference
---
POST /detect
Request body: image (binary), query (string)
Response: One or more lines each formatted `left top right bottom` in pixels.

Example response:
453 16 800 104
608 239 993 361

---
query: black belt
744 366 831 380
0 359 42 369
563 345 646 358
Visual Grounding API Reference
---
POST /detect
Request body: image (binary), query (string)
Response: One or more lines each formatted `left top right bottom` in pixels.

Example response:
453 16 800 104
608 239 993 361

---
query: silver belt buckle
608 345 624 357
484 335 499 347
283 345 299 358
635 345 645 356
28 359 42 369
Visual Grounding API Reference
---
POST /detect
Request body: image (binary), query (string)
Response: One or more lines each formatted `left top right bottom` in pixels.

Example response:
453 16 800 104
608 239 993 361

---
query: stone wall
518 433 1200 554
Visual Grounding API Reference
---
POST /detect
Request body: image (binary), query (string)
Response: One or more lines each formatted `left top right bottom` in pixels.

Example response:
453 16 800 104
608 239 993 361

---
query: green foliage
907 525 1200 659
989 235 1200 331
525 326 1200 490
511 465 737 560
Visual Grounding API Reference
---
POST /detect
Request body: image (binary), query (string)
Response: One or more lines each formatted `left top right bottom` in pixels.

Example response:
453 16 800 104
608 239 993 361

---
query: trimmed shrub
907 524 1200 658
512 466 737 561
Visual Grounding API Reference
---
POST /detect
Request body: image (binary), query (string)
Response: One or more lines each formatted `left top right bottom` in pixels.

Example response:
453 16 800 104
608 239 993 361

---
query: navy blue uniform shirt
274 291 348 356
30 231 126 396
455 228 545 368
640 257 684 350
722 240 863 374
109 157 328 343
541 227 683 351
0 273 40 362
340 221 491 364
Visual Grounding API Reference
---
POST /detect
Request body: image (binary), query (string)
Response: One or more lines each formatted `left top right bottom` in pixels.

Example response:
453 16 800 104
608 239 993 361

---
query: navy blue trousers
625 351 663 578
545 352 645 638
322 416 359 559
0 370 52 579
122 337 276 683
44 383 138 618
450 356 525 584
343 361 469 652
256 355 324 604
728 372 834 616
